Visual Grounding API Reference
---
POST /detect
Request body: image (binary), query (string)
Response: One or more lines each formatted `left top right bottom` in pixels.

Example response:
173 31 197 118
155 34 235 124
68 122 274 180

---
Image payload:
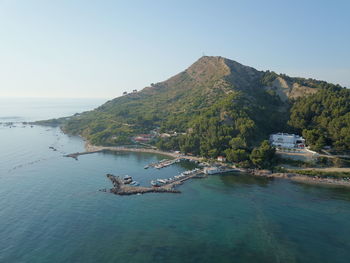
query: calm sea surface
1 98 350 263
0 97 107 122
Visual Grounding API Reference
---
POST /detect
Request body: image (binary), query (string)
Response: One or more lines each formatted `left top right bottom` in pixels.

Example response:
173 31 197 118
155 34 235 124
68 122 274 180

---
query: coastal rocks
248 169 350 187
111 187 181 196
105 174 181 196
64 150 104 160
290 175 350 187
49 146 57 151
249 169 273 177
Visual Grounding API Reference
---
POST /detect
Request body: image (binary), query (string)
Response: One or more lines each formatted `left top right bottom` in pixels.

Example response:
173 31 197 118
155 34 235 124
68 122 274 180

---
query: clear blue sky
0 0 349 98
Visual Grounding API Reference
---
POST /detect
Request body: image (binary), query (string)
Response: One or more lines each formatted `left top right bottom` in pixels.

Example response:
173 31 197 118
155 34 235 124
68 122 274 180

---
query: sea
1 97 350 263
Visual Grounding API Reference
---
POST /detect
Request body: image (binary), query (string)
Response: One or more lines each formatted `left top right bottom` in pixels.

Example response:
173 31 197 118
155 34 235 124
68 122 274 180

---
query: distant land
38 56 350 168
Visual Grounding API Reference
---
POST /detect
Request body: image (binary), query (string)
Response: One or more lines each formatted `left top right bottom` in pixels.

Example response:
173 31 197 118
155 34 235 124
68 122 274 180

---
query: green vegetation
316 156 350 168
275 156 350 170
260 70 279 86
289 85 350 152
289 170 350 179
249 140 276 168
38 56 350 168
275 157 313 168
174 90 284 157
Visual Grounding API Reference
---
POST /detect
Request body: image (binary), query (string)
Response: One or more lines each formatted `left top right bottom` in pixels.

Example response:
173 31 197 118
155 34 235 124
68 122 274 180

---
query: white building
204 167 238 175
217 156 226 162
269 133 305 149
204 167 222 175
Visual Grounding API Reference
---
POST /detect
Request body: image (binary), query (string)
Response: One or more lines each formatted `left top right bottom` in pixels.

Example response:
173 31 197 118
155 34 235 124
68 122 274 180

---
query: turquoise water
1 100 350 262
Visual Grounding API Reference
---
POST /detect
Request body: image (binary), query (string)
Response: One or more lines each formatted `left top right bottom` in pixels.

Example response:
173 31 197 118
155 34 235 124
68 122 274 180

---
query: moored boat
151 180 162 187
130 181 140 186
123 175 133 184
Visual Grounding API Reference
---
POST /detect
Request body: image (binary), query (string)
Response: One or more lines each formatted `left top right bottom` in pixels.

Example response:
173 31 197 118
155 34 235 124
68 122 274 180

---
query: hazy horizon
1 0 349 98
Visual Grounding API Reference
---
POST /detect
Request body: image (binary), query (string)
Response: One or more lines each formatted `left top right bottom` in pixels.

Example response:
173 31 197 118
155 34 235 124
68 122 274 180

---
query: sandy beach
85 142 180 158
84 142 204 161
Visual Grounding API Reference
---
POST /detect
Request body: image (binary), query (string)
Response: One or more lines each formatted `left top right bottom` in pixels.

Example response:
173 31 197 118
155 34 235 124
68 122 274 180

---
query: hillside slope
41 56 349 159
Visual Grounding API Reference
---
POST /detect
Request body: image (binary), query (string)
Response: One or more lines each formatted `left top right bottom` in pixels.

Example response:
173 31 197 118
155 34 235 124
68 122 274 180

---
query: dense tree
225 148 250 163
156 137 179 151
289 86 350 152
250 140 276 168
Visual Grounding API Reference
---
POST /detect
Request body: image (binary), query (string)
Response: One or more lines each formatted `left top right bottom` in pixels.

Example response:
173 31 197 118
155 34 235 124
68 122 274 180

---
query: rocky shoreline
248 169 350 187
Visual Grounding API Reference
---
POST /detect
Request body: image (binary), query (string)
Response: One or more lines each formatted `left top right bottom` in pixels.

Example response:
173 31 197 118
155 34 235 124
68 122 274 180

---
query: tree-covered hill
38 56 350 163
289 85 350 152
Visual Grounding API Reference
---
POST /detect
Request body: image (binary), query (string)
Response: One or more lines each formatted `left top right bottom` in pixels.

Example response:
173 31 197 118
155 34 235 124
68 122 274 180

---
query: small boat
156 179 168 185
144 165 149 169
130 181 140 186
123 175 133 184
151 180 161 187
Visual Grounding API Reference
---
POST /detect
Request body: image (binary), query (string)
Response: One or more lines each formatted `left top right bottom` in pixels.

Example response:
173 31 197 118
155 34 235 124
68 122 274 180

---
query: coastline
84 142 203 160
81 141 350 188
250 170 350 188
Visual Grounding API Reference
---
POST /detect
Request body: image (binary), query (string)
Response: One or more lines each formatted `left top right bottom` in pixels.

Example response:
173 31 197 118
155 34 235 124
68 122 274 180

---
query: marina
104 168 206 195
151 168 203 186
64 148 244 195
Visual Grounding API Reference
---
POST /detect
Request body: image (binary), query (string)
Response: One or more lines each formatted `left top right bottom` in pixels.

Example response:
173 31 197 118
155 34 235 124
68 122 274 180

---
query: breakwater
104 171 205 196
64 150 103 160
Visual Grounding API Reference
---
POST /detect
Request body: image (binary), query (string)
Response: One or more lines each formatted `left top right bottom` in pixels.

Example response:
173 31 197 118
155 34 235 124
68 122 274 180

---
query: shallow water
1 125 350 263
1 100 350 262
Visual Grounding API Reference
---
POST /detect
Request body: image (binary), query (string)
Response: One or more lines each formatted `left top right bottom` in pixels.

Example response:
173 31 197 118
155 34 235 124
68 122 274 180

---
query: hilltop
39 56 350 166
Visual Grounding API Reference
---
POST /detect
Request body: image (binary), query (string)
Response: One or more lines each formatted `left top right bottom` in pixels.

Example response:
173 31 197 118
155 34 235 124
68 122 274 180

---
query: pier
146 158 181 169
64 150 103 160
65 147 242 196
104 170 205 196
145 156 202 170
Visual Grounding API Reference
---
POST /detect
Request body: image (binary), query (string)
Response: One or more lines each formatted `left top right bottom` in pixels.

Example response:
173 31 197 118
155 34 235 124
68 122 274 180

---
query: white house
217 156 226 162
269 133 305 149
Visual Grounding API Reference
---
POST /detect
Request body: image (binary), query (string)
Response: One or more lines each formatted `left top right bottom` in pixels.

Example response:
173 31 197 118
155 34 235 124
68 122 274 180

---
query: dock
145 157 200 169
147 158 180 169
103 171 205 196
